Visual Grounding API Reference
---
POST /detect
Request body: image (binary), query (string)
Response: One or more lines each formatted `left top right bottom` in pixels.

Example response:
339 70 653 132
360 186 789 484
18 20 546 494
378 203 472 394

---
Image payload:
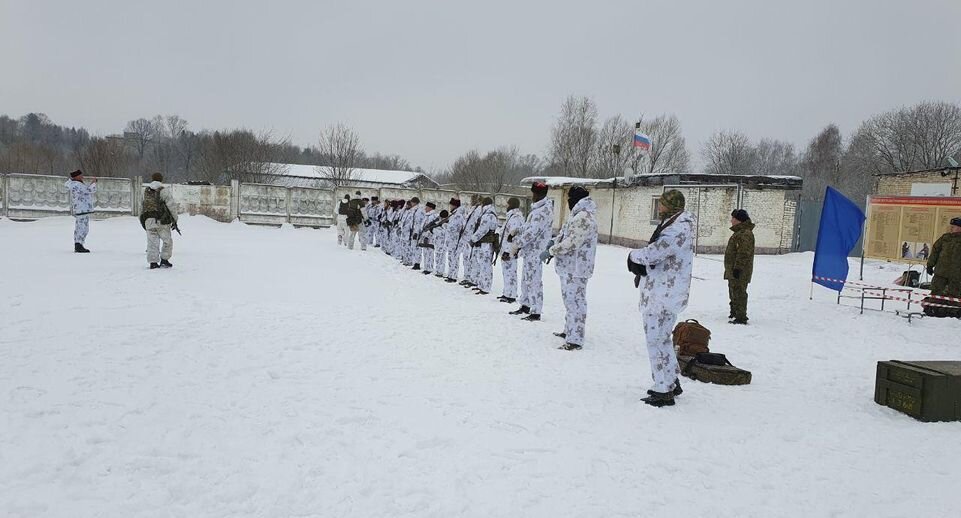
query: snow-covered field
2 216 959 518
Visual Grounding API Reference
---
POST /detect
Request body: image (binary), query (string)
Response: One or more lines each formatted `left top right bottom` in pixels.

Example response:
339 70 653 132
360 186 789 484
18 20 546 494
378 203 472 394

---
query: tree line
0 113 421 185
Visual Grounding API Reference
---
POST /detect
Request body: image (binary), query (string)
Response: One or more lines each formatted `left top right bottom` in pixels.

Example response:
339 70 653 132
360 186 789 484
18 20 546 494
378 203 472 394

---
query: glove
627 256 647 277
540 249 552 264
733 268 742 279
927 266 934 276
501 252 511 261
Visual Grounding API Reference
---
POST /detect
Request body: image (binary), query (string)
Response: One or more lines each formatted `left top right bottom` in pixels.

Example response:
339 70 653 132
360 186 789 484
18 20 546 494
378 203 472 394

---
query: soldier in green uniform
724 209 755 324
926 216 961 317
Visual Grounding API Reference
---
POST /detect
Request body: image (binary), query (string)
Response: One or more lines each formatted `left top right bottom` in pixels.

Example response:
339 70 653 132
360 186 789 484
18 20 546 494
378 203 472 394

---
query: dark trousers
728 280 749 321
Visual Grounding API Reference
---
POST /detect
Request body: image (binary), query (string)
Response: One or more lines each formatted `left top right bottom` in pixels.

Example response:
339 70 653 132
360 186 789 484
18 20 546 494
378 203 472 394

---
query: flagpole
809 280 814 301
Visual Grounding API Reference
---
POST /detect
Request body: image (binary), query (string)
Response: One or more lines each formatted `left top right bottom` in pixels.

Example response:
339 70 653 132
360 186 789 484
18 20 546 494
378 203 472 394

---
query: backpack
895 270 920 288
140 187 173 228
680 352 752 386
672 319 711 356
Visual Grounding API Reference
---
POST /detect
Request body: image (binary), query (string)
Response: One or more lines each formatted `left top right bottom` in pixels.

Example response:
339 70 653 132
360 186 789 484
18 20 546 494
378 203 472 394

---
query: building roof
521 173 802 189
874 166 961 177
258 162 434 186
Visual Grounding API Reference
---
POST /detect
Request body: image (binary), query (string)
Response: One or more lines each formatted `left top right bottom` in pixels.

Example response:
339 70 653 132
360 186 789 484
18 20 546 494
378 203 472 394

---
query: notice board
865 196 961 263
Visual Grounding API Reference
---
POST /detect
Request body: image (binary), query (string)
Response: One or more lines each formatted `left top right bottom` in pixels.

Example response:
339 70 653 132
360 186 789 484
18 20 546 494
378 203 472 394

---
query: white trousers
642 307 681 393
560 273 588 346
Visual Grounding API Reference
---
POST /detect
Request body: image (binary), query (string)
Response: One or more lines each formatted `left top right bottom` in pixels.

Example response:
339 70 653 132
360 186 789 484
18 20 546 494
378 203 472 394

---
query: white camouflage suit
469 204 499 293
398 208 413 264
65 179 96 245
445 206 468 279
512 197 554 314
409 205 425 266
433 217 449 277
499 208 525 299
461 205 482 283
628 210 696 393
366 202 381 247
419 209 440 272
549 197 598 347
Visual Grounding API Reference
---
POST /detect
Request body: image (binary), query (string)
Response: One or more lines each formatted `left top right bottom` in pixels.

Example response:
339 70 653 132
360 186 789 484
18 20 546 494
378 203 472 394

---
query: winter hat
568 186 589 204
151 172 164 182
482 196 494 206
410 196 420 204
660 190 685 216
731 209 750 222
439 210 449 218
449 198 461 207
69 169 83 178
951 216 961 227
426 202 436 209
531 182 548 196
354 191 362 196
371 196 379 202
507 197 520 210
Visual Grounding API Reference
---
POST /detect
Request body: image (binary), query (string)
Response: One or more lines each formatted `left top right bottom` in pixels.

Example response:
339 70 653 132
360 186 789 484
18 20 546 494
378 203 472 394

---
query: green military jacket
928 232 961 284
724 221 756 283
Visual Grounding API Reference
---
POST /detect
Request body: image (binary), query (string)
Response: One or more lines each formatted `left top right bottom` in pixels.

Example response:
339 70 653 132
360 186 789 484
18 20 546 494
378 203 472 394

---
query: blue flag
812 187 865 291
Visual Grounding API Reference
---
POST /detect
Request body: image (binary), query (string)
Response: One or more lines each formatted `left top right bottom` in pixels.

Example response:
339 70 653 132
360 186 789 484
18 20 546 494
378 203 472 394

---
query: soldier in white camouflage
444 199 466 282
509 182 554 322
628 189 696 407
468 197 499 295
64 169 97 253
498 198 525 304
547 186 598 350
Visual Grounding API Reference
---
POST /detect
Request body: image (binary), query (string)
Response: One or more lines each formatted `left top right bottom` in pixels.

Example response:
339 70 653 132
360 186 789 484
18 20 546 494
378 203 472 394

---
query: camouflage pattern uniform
65 179 97 245
723 221 756 322
499 208 525 299
549 197 598 347
419 210 440 273
629 191 696 394
512 197 554 315
462 204 482 283
445 206 468 279
469 204 499 293
927 231 961 299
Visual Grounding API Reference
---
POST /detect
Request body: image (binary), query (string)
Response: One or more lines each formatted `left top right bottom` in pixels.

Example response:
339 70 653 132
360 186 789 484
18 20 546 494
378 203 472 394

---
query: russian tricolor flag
633 131 652 151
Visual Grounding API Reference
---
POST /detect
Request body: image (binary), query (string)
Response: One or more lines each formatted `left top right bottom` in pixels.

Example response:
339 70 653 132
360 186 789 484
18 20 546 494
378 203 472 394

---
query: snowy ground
2 216 960 518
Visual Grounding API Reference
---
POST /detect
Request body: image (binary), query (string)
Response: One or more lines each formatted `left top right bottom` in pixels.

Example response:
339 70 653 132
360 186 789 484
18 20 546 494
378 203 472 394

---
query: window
650 196 662 224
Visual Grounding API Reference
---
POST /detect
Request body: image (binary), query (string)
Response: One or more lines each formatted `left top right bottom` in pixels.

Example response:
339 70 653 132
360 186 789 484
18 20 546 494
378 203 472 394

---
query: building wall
876 171 958 197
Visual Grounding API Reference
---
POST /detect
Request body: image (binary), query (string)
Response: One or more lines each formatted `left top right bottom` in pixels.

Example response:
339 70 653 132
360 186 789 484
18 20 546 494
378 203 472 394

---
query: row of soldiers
340 183 754 407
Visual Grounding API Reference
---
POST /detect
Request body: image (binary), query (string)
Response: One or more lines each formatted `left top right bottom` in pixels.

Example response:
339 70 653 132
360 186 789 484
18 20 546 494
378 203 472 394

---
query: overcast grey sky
2 0 960 171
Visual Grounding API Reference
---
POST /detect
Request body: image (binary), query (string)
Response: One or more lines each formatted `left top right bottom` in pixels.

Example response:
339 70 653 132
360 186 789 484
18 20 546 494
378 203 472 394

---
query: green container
875 361 961 422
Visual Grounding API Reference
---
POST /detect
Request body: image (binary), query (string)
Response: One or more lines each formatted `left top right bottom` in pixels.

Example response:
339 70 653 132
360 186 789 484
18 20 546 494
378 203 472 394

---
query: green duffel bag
679 352 752 386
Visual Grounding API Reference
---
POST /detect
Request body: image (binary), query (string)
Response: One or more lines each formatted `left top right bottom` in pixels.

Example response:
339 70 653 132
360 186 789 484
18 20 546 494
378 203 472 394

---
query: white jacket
446 206 467 248
499 208 525 252
64 179 97 215
628 210 696 314
550 197 598 278
513 197 554 258
470 205 498 244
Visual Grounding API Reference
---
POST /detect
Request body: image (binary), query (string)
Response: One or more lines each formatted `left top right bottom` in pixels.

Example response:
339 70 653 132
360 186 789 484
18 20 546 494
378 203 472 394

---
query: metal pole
608 178 616 245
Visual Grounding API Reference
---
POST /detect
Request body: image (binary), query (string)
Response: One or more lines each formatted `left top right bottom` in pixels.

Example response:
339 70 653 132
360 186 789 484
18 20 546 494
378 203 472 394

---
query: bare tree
630 114 691 175
798 125 843 201
548 96 598 178
78 137 132 178
702 130 754 175
751 138 798 176
316 123 362 186
124 118 158 159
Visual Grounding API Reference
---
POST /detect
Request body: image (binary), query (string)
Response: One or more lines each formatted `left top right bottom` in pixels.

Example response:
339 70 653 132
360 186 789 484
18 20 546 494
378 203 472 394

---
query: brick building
875 167 961 197
522 174 802 254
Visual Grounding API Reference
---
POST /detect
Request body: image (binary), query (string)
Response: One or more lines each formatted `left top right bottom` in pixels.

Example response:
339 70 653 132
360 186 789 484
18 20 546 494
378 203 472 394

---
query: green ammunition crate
874 361 961 422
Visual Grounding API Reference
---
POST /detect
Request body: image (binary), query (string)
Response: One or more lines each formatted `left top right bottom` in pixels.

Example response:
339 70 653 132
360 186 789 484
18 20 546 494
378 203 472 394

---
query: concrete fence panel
289 187 335 227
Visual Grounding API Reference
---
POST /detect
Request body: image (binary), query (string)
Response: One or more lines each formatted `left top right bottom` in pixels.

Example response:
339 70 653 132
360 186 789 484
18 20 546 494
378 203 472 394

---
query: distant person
926 217 961 316
335 194 351 246
627 190 695 407
140 173 179 269
64 169 97 253
724 209 755 324
498 197 525 304
901 242 911 259
444 198 466 282
346 195 366 251
546 186 598 351
918 243 930 260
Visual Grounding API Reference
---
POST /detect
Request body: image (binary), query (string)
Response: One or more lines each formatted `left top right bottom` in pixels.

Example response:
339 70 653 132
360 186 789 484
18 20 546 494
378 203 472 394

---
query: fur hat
531 182 548 195
439 209 449 219
731 209 750 222
426 202 436 209
69 169 83 178
507 197 520 210
410 196 420 204
568 186 589 205
660 190 685 216
371 196 379 201
449 198 461 207
482 196 494 206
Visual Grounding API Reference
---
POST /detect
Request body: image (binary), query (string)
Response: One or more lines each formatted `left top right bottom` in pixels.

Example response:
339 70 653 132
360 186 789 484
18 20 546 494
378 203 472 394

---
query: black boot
509 305 531 315
553 332 567 338
642 391 675 407
521 314 541 322
412 263 421 271
729 319 748 325
475 290 489 295
445 278 458 283
160 259 173 268
74 243 90 253
648 379 683 397
559 343 581 351
421 270 432 275
149 263 161 269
